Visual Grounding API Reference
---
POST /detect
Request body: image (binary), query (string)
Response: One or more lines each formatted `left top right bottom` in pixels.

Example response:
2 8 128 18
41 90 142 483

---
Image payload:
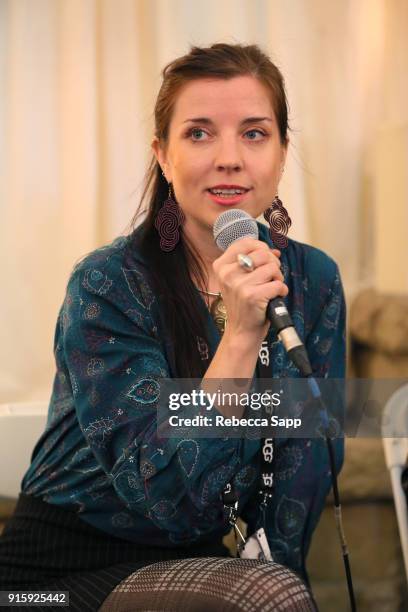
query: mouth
206 187 252 206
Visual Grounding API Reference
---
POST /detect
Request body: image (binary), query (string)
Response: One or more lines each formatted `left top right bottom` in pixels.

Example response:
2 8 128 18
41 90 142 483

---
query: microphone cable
307 375 357 612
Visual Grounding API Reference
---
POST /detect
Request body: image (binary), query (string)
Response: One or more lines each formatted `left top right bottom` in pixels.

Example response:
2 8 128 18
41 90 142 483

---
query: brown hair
129 43 289 378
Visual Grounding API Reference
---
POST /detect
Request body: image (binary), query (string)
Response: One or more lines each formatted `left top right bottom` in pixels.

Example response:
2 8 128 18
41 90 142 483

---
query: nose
214 137 243 172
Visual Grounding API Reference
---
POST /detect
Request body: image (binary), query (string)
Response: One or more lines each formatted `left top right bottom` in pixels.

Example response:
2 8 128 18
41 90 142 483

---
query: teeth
209 189 246 195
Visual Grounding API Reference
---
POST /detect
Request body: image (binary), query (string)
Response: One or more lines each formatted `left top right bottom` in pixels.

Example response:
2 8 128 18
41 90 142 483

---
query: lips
206 188 251 206
208 184 251 191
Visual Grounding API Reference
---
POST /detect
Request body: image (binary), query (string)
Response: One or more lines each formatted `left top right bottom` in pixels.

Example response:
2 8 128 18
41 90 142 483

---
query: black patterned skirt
0 493 231 611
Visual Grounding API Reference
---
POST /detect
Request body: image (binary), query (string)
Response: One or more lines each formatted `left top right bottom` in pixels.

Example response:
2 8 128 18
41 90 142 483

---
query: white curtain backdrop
1 0 407 403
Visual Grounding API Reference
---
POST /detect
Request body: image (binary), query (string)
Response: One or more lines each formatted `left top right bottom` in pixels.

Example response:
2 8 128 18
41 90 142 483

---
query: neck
183 219 222 293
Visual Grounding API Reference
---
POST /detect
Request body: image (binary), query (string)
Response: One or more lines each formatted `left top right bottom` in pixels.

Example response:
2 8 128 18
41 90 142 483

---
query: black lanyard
222 341 275 530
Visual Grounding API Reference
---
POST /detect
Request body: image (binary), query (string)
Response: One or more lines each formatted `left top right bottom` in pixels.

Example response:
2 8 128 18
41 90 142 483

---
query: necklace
197 288 227 334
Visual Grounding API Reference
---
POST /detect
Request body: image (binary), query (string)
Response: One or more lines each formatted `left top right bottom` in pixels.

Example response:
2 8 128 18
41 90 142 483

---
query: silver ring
237 253 255 272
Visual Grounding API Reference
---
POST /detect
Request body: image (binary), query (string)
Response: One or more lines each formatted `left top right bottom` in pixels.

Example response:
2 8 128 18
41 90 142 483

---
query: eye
245 129 267 140
187 128 209 141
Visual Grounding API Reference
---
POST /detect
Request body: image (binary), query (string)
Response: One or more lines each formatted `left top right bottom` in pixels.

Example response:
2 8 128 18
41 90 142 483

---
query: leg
98 556 317 611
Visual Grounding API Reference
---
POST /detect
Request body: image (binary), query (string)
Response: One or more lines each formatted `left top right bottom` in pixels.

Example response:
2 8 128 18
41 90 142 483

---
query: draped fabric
1 0 407 405
20 221 346 581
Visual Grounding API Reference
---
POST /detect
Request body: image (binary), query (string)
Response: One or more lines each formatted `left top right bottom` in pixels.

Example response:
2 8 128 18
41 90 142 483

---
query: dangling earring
263 195 292 249
154 173 185 252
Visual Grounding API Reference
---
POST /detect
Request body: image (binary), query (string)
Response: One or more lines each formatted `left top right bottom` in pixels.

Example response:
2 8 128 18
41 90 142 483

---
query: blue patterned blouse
22 221 346 583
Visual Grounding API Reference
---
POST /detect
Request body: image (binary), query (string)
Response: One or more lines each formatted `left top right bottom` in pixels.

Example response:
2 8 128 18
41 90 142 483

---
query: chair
0 402 48 499
382 383 408 583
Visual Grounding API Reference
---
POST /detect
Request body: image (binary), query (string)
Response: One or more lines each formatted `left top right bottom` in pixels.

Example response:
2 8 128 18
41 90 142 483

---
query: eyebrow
182 116 274 125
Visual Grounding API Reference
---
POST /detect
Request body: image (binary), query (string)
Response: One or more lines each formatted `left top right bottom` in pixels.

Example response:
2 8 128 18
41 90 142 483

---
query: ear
280 137 289 170
151 138 170 181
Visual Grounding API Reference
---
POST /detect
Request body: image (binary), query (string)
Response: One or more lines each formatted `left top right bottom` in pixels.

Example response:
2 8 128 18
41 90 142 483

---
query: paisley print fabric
22 224 346 584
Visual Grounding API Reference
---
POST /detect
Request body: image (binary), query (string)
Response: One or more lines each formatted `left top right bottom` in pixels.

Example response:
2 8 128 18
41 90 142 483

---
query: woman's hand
212 237 288 341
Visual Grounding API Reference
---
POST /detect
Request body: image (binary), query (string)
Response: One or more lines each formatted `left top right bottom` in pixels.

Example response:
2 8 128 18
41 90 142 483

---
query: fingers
242 247 281 270
216 267 287 307
213 238 281 273
267 279 289 298
213 238 266 270
236 260 284 286
236 275 289 304
212 239 288 336
214 240 284 288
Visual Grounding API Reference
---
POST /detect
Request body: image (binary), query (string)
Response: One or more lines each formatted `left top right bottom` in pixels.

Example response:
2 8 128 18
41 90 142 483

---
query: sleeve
299 261 346 554
240 261 346 582
306 263 346 380
61 261 244 540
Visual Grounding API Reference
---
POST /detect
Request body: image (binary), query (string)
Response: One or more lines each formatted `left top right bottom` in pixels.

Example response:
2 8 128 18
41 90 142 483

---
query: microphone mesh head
213 209 259 251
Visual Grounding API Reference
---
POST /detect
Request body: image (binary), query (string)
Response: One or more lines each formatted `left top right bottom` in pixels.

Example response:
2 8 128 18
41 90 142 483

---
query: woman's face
152 75 288 238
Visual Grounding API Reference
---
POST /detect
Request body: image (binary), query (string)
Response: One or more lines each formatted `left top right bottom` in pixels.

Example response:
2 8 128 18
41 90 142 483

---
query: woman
0 43 345 611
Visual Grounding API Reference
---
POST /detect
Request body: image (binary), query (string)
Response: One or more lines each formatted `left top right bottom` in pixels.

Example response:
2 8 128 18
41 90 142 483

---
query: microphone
213 209 313 377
